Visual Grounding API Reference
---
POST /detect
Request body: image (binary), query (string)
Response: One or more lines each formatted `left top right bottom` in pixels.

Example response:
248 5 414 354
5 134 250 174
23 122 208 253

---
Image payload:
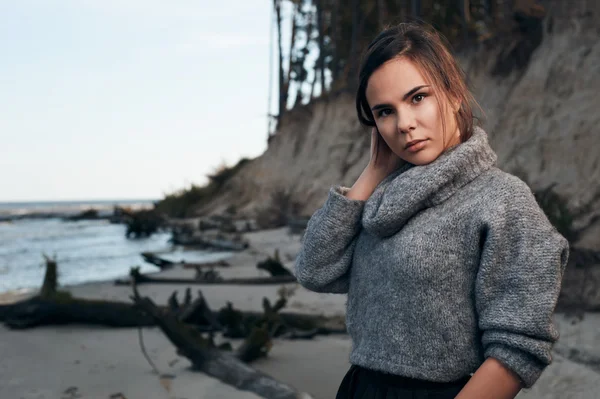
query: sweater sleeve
475 177 569 389
294 185 365 294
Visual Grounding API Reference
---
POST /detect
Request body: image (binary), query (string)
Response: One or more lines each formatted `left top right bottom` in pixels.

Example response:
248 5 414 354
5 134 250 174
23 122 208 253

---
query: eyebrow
370 85 430 111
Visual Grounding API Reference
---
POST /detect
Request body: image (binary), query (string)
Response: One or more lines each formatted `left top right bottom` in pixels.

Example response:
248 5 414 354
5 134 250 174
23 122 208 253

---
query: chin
403 149 442 166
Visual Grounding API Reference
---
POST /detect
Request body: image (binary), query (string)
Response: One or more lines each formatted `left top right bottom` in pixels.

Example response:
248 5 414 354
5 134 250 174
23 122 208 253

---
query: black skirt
336 364 472 399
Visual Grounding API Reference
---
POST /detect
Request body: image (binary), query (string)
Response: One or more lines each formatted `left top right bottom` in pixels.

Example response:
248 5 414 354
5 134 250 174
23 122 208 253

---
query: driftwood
182 260 231 269
216 297 347 339
115 267 297 286
142 252 231 270
0 295 155 329
257 250 293 277
172 289 223 331
142 252 177 269
194 267 222 281
130 285 310 399
171 233 249 251
1 259 345 348
0 257 156 329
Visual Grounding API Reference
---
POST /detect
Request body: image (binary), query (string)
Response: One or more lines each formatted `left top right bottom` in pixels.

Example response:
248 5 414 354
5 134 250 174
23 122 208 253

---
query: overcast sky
0 1 278 201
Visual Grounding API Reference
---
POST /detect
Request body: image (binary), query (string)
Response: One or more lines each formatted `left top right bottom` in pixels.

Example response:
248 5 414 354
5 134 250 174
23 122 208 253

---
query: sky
0 0 280 201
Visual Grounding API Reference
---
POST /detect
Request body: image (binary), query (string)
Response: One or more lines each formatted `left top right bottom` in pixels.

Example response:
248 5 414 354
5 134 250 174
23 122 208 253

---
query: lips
405 139 427 149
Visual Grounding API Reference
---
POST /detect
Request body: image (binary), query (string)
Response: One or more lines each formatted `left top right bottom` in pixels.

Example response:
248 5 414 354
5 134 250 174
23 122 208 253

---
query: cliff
195 2 600 250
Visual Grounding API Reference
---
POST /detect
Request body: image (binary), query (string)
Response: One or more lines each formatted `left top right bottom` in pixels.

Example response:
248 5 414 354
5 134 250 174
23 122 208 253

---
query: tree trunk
377 0 386 30
0 296 155 329
40 255 58 298
411 0 421 18
294 4 316 107
315 0 327 94
274 0 285 127
309 65 318 99
285 3 299 109
330 0 340 83
398 0 406 22
131 289 310 399
347 0 361 85
460 0 471 43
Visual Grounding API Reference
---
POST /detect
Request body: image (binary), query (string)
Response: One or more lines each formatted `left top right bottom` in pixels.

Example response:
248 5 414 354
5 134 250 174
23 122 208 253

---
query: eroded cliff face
197 3 600 250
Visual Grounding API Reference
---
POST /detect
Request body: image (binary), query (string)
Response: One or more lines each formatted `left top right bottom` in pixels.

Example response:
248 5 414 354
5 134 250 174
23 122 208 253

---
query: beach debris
194 267 222 282
61 386 81 399
115 266 296 286
177 290 222 331
183 259 231 269
64 208 100 221
256 249 293 277
141 252 178 269
168 291 180 312
123 209 166 238
171 233 249 251
0 257 154 329
183 287 192 306
140 252 231 271
0 257 344 345
40 254 59 299
130 284 309 399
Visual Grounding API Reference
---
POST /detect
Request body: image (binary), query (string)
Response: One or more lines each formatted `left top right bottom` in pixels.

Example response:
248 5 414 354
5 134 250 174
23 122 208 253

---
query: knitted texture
294 127 569 389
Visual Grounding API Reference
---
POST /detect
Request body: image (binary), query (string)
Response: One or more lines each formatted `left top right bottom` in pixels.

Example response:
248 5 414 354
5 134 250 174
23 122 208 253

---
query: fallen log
142 252 231 270
171 234 249 251
115 267 297 286
177 290 223 331
257 250 293 277
182 260 231 269
130 286 311 399
141 252 177 269
0 257 157 329
0 295 155 329
216 301 347 339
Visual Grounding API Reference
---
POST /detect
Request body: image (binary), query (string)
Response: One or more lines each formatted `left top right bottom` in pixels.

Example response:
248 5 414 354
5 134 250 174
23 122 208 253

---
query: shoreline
0 227 352 399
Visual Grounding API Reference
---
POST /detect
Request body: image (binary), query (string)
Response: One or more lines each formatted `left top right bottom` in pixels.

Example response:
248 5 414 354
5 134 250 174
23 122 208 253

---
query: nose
397 109 416 134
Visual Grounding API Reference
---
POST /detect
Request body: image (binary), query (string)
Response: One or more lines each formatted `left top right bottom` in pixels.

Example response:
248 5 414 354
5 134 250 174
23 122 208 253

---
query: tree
267 0 542 135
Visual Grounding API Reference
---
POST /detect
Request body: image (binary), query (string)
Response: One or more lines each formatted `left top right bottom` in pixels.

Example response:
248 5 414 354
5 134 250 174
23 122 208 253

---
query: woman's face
365 56 460 165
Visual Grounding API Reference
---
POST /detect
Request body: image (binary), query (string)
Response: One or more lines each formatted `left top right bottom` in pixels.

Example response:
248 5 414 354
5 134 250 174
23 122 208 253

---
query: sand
1 227 599 399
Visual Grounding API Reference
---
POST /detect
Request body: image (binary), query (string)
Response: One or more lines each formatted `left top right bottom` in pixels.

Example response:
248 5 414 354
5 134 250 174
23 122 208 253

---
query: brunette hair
356 22 480 146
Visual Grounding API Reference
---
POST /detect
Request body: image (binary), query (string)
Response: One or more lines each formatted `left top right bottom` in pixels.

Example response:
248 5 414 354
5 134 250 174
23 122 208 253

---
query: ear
451 97 461 113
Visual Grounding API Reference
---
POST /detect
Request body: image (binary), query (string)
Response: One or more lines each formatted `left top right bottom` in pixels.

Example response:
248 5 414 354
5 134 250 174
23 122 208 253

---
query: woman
294 22 569 399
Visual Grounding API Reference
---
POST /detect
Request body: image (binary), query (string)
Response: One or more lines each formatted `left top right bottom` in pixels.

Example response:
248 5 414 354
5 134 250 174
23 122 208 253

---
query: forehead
365 57 429 104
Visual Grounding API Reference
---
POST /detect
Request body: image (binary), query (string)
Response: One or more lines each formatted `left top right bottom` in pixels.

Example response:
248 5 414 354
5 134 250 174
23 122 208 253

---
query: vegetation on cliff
154 158 251 218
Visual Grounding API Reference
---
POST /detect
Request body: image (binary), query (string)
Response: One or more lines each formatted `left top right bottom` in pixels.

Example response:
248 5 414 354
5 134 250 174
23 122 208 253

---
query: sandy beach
1 227 599 399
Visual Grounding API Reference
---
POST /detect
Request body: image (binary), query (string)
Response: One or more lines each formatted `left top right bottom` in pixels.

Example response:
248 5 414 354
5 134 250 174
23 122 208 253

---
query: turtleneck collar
362 126 498 238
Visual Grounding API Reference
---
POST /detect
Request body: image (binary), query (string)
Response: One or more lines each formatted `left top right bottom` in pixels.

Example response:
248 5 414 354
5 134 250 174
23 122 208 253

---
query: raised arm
295 128 405 293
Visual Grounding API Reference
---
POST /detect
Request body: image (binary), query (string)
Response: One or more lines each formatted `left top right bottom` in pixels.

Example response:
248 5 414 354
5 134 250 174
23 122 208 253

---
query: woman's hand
346 128 405 201
367 127 405 181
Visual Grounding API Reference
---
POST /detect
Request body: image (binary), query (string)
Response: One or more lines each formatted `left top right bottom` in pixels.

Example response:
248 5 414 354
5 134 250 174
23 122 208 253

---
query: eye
412 93 426 104
377 108 392 118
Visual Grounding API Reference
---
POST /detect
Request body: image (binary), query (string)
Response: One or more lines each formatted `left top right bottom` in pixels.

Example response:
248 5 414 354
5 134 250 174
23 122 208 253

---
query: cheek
375 117 396 135
418 101 442 127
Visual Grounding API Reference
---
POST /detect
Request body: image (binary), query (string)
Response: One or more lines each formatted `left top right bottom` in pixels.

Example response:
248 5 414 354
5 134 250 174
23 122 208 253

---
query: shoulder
469 167 544 221
473 167 535 203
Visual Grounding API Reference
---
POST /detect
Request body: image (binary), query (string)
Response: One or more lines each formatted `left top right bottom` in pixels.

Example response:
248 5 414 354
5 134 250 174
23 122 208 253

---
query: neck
362 126 498 237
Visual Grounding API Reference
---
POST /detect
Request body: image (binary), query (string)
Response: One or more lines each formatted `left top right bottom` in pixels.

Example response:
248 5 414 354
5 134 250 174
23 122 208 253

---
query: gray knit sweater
294 127 569 389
